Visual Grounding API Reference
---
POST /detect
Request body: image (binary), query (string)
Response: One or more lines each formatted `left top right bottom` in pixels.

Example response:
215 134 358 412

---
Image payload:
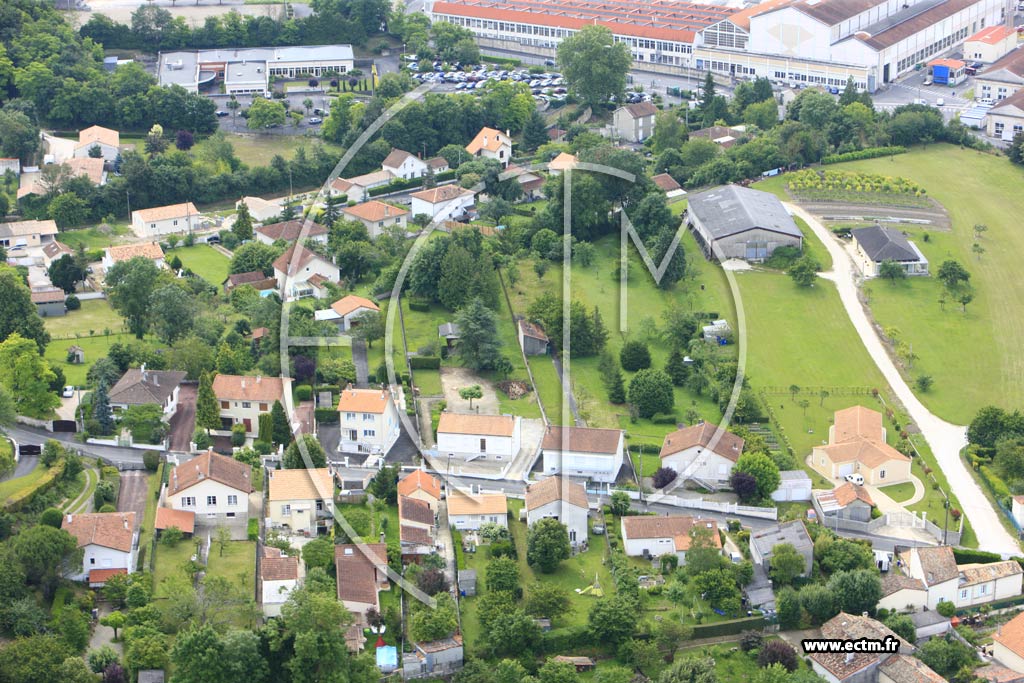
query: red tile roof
154 507 195 534
255 219 327 241
659 422 744 461
212 374 288 403
968 25 1015 45
89 568 128 585
397 470 441 501
335 543 388 605
63 512 136 552
525 476 589 511
168 450 253 496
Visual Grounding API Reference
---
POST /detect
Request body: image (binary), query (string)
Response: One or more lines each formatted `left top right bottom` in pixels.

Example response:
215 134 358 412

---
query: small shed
910 610 951 641
553 656 595 672
771 470 812 501
138 671 166 683
518 319 550 356
438 322 461 349
457 569 477 596
67 345 85 364
702 319 731 343
928 58 967 86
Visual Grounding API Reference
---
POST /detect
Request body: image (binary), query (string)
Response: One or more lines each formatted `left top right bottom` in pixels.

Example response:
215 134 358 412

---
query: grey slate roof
779 470 812 481
852 225 919 262
438 322 461 339
750 520 813 554
910 610 949 628
687 185 802 240
109 368 186 406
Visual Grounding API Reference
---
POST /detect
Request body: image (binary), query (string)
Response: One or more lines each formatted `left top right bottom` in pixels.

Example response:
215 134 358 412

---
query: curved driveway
787 203 1020 556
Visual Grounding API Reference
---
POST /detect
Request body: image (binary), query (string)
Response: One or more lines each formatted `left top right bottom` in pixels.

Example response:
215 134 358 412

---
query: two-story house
399 495 436 562
896 545 1023 610
540 425 624 484
336 386 401 456
272 243 340 301
260 546 299 618
525 476 589 548
409 185 475 221
397 470 441 512
267 467 334 535
382 148 428 179
436 413 521 462
613 102 657 143
62 512 137 586
466 127 512 168
446 491 507 531
130 202 201 239
335 543 390 624
809 613 927 683
166 450 254 526
108 366 186 421
212 374 291 436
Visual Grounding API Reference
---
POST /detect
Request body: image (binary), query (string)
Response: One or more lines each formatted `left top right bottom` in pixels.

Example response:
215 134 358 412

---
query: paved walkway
866 475 926 511
64 465 98 514
788 203 1020 556
353 339 369 387
87 603 123 657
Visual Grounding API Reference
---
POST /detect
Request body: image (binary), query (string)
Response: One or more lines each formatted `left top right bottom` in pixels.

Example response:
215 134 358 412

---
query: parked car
543 58 556 66
62 385 75 398
215 110 229 117
844 473 865 485
308 117 323 124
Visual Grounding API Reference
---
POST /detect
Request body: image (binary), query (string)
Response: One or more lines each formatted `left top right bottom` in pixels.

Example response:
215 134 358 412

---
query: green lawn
812 145 1024 423
59 224 132 250
44 333 139 386
205 540 257 586
153 538 199 597
505 230 734 433
199 133 343 167
169 244 231 285
0 461 47 504
878 481 916 504
136 468 162 571
44 299 126 339
458 499 614 653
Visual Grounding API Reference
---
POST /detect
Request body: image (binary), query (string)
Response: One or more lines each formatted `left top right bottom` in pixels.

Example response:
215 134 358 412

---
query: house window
207 495 217 506
226 512 235 518
879 469 886 480
363 413 373 421
242 402 251 409
228 495 238 506
182 496 196 507
90 557 95 565
150 223 156 229
316 501 323 511
221 401 229 409
346 412 356 420
981 584 988 595
961 589 968 599
260 403 268 411
363 429 375 437
173 220 178 226
282 504 291 515
480 438 487 453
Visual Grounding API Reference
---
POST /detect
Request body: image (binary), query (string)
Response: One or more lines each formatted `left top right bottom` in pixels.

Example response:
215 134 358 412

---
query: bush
99 503 116 513
40 507 63 527
652 467 678 489
628 368 674 419
650 412 677 424
936 600 956 617
822 146 907 164
620 340 652 372
314 408 340 424
247 518 259 541
408 300 431 312
409 356 441 370
758 640 798 671
295 385 313 401
142 450 160 472
231 423 247 447
65 294 81 311
160 526 183 546
192 428 211 450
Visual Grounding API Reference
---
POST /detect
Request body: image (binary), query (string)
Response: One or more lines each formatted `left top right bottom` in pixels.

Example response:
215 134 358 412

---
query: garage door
790 486 810 501
838 463 855 477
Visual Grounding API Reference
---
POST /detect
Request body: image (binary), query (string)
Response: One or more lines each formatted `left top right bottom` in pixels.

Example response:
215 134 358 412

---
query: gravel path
789 202 1019 556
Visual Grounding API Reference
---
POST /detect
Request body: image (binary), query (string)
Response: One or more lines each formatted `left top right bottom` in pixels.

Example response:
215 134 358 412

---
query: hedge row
979 465 1012 507
408 300 431 312
409 356 441 369
954 592 1024 616
315 408 340 424
953 548 1004 565
690 615 767 639
366 171 458 198
485 55 522 67
4 460 67 512
822 146 907 165
538 625 590 654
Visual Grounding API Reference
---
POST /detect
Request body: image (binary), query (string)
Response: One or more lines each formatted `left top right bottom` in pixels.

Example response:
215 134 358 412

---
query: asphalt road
167 384 197 453
5 424 156 465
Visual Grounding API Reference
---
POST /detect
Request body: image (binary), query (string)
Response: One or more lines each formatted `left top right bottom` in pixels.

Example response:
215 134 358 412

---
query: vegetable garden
786 169 930 207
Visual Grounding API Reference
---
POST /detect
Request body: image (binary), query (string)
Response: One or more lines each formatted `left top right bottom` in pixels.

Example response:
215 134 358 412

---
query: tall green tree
0 334 60 418
233 201 254 242
557 25 631 108
12 525 81 598
283 434 326 469
279 587 376 683
149 284 195 345
527 518 571 573
106 257 162 338
732 452 780 502
271 399 291 447
195 372 221 433
768 543 806 586
92 380 115 436
47 254 86 294
522 109 549 152
0 265 50 352
454 297 504 371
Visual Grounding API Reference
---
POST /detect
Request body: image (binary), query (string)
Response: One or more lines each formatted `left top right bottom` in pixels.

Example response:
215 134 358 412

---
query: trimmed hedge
485 55 522 67
315 408 340 424
247 518 259 541
979 465 1011 506
539 625 590 654
690 615 766 639
822 146 907 164
409 356 441 370
953 548 1003 565
295 385 313 401
368 177 424 197
408 300 431 312
4 460 66 512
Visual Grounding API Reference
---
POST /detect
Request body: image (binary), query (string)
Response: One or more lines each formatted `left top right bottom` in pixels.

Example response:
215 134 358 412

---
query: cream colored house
466 127 511 167
131 202 201 238
976 47 1024 102
986 90 1024 141
658 422 744 490
212 373 291 436
446 491 507 531
397 470 442 512
335 386 401 456
314 294 380 332
877 573 928 612
621 515 721 563
102 242 166 271
964 25 1017 64
166 450 253 526
238 196 282 224
810 405 911 486
267 467 334 535
342 201 409 239
74 125 120 162
0 219 58 251
956 561 1023 608
612 102 657 143
994 611 1024 673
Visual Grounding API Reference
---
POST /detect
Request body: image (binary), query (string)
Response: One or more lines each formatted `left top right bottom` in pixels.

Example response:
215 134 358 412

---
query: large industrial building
432 0 1009 92
157 45 355 94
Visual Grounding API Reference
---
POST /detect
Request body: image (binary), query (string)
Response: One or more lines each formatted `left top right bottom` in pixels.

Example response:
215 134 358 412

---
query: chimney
257 375 262 384
384 205 390 217
844 653 854 664
241 379 247 389
66 514 73 524
124 518 129 530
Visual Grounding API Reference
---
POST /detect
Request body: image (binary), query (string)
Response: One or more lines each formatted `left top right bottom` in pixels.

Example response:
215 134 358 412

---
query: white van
845 473 865 486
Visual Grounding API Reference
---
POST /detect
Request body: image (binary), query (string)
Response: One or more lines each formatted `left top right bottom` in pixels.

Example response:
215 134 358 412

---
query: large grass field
169 244 231 285
59 224 133 250
196 133 343 168
45 333 139 386
43 299 126 338
821 145 1024 424
505 230 734 439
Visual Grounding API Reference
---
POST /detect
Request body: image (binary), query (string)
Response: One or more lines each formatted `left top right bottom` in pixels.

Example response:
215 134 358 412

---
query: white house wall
877 588 928 612
526 500 588 545
661 445 735 485
338 399 400 455
542 447 623 483
74 543 135 581
169 478 249 522
449 512 507 530
262 578 297 616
